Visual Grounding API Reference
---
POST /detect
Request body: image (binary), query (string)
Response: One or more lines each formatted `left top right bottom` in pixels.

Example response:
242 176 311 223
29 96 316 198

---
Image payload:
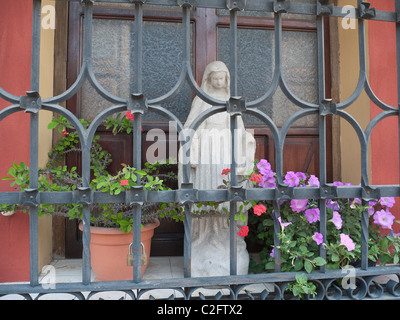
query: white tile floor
1 257 272 300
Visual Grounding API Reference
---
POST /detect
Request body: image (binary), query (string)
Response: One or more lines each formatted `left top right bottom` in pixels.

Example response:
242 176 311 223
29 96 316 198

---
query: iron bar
317 13 327 273
28 0 42 287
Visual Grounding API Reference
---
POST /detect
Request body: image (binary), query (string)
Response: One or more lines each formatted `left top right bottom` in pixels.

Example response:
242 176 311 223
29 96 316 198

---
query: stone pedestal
191 215 249 277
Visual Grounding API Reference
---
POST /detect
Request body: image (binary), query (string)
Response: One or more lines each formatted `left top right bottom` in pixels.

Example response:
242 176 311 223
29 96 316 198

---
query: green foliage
286 273 317 299
0 115 179 232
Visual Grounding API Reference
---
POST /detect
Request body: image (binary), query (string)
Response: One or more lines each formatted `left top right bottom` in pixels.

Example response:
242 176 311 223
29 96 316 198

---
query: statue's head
201 61 230 95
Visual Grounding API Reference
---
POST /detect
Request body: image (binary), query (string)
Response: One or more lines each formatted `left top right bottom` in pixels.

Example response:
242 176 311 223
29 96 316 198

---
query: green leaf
313 257 327 266
47 121 58 129
294 259 303 271
304 260 313 273
331 253 339 262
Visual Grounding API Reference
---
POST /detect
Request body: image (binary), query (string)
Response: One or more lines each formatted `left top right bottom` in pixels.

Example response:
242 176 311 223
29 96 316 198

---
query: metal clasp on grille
227 96 246 116
20 91 41 114
226 0 246 11
176 183 197 204
128 93 148 114
359 2 376 20
317 0 333 16
274 0 290 14
20 188 39 207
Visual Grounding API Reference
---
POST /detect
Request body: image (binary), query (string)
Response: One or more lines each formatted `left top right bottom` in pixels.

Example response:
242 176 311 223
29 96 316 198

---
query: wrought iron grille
1 0 400 300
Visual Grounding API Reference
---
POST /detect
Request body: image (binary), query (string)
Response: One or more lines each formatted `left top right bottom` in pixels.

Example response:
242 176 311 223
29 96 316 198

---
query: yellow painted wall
333 0 371 185
38 0 55 271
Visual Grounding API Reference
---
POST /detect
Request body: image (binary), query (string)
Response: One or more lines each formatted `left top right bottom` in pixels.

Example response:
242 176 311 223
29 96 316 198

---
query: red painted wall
0 1 32 282
369 0 400 233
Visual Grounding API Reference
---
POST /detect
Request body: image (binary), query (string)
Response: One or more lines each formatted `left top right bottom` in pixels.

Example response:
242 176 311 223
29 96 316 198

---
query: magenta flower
331 211 342 230
326 199 340 211
290 199 308 213
270 248 275 258
380 197 395 208
368 200 377 215
304 208 320 223
373 209 395 230
307 175 320 187
350 198 362 209
340 233 355 251
277 216 292 228
313 232 323 245
284 171 300 187
296 172 307 182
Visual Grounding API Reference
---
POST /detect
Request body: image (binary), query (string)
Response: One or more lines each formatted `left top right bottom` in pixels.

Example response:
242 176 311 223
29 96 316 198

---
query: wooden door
62 2 332 257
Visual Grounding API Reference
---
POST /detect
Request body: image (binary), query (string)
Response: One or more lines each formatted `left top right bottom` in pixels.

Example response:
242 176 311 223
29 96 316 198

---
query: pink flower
61 130 69 136
253 204 267 216
277 216 292 228
373 209 395 229
296 172 307 182
340 233 355 251
221 168 231 175
331 211 342 230
290 199 308 213
120 179 129 186
237 225 249 237
307 175 320 187
304 208 320 223
125 111 134 121
380 197 395 208
313 232 323 245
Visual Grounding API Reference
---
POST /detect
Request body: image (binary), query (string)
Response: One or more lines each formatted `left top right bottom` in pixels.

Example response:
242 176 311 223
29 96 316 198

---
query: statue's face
209 71 226 90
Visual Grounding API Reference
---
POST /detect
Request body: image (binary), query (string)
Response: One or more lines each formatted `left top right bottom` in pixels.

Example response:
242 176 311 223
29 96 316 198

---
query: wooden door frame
53 2 333 257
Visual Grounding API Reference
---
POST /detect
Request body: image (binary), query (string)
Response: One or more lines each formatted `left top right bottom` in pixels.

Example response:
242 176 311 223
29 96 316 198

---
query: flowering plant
246 159 400 275
0 114 177 232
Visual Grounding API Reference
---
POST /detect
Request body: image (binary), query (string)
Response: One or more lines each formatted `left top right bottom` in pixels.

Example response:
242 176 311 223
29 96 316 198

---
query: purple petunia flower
259 173 276 188
380 197 395 208
373 209 395 230
257 159 272 175
326 199 340 211
307 175 320 187
277 216 292 228
270 248 275 258
296 172 307 182
290 199 308 213
304 208 320 223
340 233 355 251
313 232 323 245
331 211 342 230
284 171 300 187
368 200 377 215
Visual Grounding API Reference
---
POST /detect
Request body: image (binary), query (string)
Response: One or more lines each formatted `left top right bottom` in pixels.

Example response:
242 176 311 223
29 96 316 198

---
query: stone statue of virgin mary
179 61 256 277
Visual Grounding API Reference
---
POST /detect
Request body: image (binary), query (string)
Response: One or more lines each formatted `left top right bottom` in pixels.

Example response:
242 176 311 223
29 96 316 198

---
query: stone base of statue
191 215 249 277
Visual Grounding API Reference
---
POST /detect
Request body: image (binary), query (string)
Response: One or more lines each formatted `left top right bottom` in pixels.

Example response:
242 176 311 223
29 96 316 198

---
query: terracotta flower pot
79 220 160 281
